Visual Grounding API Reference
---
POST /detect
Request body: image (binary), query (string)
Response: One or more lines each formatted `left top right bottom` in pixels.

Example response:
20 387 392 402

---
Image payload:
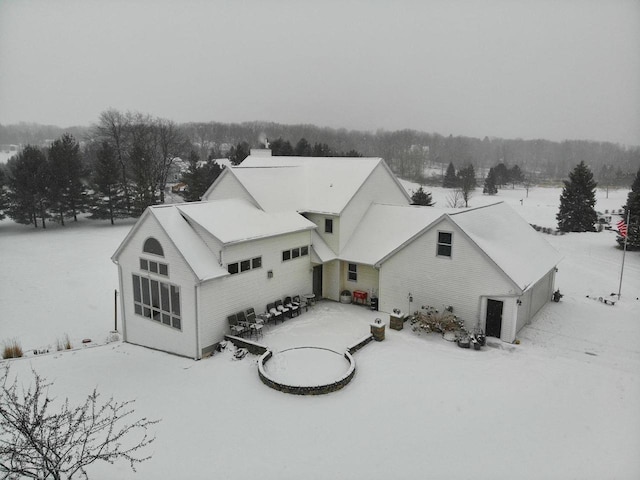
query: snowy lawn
1 185 639 479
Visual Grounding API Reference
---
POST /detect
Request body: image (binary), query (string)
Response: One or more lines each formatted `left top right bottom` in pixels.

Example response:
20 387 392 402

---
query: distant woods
1 114 639 227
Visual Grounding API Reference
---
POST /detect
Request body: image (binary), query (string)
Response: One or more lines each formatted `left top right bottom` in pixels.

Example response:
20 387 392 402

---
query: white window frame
437 231 453 258
348 263 357 282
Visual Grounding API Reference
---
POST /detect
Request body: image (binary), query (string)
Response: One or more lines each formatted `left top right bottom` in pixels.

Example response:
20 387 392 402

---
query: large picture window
437 232 453 257
132 274 181 330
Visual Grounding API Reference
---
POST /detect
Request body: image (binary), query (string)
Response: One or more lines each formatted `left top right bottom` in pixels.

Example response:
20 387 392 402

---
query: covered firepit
258 347 356 395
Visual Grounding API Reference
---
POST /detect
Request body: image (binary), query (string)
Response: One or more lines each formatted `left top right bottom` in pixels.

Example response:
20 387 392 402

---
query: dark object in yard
552 289 563 302
82 338 91 344
457 336 471 348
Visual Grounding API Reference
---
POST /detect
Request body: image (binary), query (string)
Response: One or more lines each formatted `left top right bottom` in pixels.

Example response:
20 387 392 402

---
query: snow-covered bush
410 306 466 335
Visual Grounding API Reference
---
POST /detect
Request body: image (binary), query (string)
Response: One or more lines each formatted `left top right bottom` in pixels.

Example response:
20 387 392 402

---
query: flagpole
617 209 631 300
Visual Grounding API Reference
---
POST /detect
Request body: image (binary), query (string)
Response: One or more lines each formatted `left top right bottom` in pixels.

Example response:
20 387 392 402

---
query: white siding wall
339 163 410 251
379 218 518 331
202 171 257 206
340 262 379 300
305 213 340 254
197 231 313 351
323 260 341 301
516 269 555 333
117 216 199 358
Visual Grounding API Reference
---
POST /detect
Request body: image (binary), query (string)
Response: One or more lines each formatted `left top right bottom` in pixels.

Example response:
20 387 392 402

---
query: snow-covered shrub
410 306 466 336
106 331 121 344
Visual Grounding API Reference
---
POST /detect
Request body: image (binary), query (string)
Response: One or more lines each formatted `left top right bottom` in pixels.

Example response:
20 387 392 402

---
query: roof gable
231 156 390 214
448 202 562 290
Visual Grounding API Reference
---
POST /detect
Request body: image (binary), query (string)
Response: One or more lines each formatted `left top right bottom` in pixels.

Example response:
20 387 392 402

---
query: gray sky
1 0 639 146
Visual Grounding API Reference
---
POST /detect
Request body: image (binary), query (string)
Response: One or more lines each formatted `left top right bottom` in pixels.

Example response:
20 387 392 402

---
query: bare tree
446 189 465 208
0 366 159 480
155 119 189 203
93 109 132 213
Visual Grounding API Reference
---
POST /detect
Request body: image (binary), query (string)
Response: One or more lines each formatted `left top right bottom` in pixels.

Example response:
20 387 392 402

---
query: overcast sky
1 0 638 146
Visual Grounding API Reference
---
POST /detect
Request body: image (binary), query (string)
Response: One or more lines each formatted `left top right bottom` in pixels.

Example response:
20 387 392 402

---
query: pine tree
90 141 128 224
617 168 640 250
556 161 598 232
228 141 250 165
509 165 524 188
442 162 457 188
5 146 51 228
483 167 498 195
48 133 86 224
0 167 6 220
294 138 312 156
411 186 434 206
180 151 223 202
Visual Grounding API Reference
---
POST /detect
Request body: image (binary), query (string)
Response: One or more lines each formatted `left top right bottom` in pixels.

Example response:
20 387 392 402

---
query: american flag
617 219 627 237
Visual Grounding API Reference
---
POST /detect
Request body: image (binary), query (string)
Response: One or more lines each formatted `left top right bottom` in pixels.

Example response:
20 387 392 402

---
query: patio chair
275 299 291 318
267 302 283 323
284 296 299 317
248 314 264 338
227 313 247 337
293 295 307 313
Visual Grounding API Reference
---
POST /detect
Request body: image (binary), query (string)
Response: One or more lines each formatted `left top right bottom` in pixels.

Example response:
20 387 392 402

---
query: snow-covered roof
149 205 228 282
232 156 396 214
340 204 453 265
341 202 562 291
175 198 315 245
311 230 337 263
449 202 562 291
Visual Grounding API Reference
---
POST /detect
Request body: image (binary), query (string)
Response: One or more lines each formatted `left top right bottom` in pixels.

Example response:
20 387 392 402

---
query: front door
486 299 503 338
312 265 323 299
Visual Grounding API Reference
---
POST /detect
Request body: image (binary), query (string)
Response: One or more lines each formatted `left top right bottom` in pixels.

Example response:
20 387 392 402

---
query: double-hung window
437 232 453 257
348 263 357 282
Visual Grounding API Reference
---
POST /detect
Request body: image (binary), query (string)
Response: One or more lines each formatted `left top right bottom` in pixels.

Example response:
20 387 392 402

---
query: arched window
143 237 164 257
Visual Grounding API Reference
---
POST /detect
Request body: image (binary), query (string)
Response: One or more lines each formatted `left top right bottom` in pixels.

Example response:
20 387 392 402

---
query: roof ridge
449 201 504 215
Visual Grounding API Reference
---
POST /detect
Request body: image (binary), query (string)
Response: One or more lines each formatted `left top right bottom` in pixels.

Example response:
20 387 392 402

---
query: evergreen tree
411 186 434 206
5 146 50 228
483 167 498 195
509 164 524 188
312 142 332 156
48 133 86 224
270 138 294 156
556 161 598 232
442 162 457 188
294 138 312 156
179 151 223 202
617 168 640 250
0 167 6 220
494 162 509 187
90 141 128 224
228 141 250 165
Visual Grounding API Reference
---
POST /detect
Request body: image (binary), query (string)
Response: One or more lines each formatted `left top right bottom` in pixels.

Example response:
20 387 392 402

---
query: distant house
113 154 561 359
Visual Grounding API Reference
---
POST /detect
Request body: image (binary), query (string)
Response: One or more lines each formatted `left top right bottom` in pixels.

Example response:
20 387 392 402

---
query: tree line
3 120 639 186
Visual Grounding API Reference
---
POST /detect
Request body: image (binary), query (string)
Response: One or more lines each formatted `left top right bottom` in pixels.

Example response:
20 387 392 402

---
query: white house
113 154 561 359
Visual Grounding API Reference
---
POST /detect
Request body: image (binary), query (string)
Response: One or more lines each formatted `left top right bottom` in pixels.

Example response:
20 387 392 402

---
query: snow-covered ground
1 185 639 479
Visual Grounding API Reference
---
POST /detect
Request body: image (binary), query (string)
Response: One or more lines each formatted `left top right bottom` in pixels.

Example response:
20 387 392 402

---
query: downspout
117 263 127 340
194 284 201 360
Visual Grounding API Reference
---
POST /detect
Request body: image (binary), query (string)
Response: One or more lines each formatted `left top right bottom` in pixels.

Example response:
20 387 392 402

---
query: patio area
258 300 385 353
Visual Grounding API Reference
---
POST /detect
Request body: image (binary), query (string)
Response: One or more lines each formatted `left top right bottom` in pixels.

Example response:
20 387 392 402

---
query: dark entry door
312 265 323 298
486 299 503 338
